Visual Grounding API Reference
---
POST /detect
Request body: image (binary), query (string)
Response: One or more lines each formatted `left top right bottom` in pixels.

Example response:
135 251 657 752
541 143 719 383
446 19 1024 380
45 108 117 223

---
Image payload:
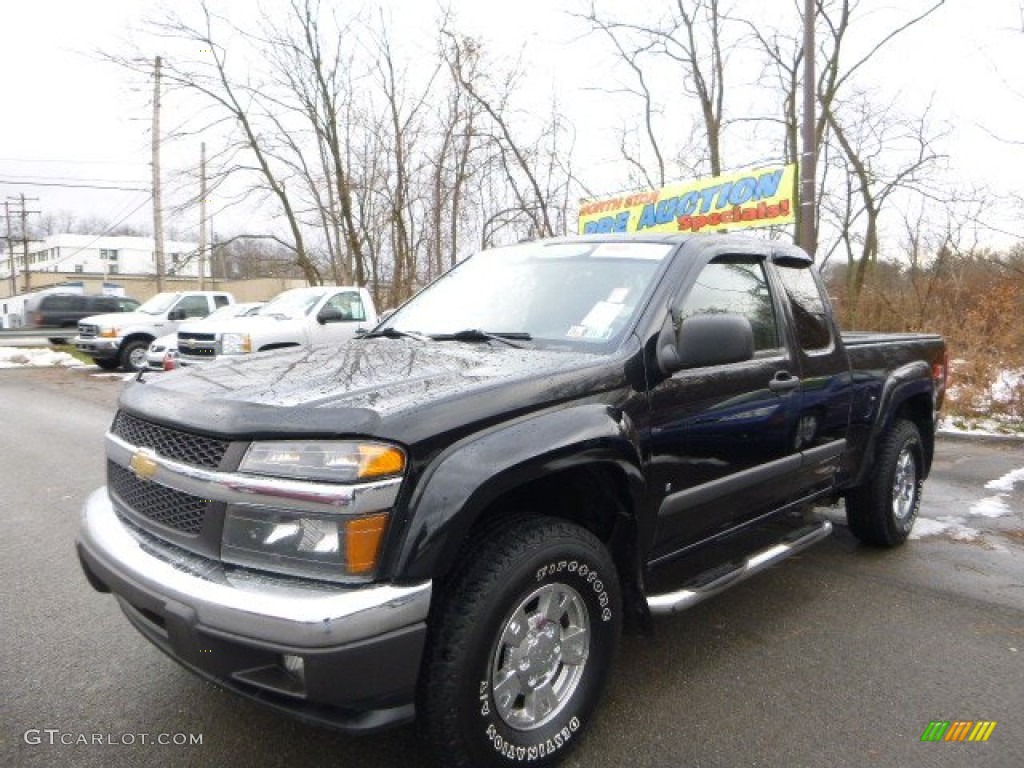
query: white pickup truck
75 290 234 371
176 286 377 365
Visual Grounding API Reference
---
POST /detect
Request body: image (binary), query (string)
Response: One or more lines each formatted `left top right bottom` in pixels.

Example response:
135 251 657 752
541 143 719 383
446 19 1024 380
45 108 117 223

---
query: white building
0 234 209 281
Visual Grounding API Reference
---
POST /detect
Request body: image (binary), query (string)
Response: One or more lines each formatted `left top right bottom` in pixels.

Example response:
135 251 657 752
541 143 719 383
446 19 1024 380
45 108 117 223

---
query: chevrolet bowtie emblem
129 450 159 481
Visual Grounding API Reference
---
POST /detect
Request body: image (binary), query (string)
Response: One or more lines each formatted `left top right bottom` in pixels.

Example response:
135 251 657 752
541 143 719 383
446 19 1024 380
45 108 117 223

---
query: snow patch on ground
910 516 982 542
90 372 137 381
992 369 1023 404
968 495 1012 518
985 467 1024 493
0 347 79 368
939 416 1024 438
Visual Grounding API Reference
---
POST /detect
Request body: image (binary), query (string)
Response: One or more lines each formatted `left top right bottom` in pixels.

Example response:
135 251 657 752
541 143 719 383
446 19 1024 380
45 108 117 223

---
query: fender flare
851 360 935 488
390 403 646 584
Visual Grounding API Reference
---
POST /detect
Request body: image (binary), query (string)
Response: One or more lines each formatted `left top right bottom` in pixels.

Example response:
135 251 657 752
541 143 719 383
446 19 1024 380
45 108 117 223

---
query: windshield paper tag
572 301 623 339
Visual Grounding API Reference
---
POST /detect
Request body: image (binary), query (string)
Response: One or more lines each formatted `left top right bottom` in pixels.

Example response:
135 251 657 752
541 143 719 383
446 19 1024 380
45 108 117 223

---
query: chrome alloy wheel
128 346 149 370
891 447 918 522
490 583 590 731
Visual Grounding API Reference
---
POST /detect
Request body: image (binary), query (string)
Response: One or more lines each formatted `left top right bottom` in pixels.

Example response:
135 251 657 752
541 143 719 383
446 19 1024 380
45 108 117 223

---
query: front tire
119 340 148 372
419 518 621 768
846 419 924 547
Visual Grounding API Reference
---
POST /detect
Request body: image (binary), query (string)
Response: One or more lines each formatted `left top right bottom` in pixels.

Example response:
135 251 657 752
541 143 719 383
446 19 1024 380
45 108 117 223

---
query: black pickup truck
77 234 946 767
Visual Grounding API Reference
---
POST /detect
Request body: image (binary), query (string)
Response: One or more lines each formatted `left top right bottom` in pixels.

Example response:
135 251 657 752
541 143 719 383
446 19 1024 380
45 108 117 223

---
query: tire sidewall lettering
535 558 612 623
485 717 581 763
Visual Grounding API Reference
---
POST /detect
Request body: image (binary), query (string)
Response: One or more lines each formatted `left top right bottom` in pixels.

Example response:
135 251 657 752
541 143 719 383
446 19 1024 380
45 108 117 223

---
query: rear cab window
775 265 833 352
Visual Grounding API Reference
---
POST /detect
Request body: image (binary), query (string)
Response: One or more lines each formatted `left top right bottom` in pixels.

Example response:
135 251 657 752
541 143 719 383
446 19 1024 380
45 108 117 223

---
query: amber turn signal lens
357 445 405 479
345 513 390 575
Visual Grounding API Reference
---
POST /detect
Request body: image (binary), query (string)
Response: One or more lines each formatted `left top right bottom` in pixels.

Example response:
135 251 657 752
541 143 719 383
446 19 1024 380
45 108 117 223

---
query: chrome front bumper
77 487 431 648
74 336 121 354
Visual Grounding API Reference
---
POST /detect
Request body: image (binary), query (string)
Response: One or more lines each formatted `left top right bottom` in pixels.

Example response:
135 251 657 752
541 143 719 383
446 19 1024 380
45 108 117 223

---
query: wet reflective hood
119 338 627 446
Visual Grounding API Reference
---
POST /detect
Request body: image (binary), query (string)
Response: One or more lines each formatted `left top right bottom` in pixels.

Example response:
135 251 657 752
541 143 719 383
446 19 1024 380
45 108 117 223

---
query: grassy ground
50 344 95 366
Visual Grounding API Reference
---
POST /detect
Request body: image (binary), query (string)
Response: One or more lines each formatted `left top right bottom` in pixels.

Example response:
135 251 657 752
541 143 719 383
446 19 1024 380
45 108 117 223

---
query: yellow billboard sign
578 164 796 235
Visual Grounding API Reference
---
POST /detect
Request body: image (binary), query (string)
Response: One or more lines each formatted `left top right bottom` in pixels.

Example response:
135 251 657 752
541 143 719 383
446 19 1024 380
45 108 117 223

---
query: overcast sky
2 0 1022 247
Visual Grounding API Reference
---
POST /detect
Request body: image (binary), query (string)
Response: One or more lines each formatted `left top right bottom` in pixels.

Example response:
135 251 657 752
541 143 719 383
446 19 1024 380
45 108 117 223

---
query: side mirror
317 306 345 325
167 308 186 321
657 313 754 374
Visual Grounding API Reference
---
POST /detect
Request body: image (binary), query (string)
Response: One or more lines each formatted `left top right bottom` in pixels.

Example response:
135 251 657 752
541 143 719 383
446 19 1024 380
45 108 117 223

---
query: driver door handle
769 371 801 392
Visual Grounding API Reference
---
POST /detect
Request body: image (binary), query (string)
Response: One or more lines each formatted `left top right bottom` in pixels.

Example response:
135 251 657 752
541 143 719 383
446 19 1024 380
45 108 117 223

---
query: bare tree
576 0 731 184
444 31 562 239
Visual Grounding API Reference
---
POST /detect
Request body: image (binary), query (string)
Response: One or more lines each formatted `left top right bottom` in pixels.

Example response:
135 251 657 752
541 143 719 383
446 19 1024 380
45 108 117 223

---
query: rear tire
846 419 924 547
419 517 621 768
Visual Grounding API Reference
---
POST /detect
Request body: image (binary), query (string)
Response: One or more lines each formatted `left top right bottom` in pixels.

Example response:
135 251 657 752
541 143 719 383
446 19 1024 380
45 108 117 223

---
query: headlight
99 328 119 338
227 441 405 580
239 441 405 484
220 333 251 354
222 506 389 580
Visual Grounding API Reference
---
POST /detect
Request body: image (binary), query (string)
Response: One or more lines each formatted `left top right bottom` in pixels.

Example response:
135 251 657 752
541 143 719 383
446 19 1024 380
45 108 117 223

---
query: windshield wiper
361 326 431 342
430 329 532 348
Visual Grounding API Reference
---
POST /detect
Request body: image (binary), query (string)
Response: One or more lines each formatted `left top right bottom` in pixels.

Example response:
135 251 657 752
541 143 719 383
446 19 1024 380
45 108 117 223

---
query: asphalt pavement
1 366 1021 767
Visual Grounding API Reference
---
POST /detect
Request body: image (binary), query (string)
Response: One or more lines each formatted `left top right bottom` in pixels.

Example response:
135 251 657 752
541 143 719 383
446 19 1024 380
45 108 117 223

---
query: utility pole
4 201 15 296
5 195 40 294
209 212 216 289
199 142 207 290
797 0 818 257
152 55 166 290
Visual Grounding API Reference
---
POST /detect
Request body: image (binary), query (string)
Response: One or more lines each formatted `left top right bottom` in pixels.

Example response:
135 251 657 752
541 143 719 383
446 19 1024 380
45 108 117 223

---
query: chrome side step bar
646 520 833 615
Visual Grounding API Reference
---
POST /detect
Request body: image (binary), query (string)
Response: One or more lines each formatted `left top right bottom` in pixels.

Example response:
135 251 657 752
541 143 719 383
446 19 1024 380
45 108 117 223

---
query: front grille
178 346 217 358
111 411 230 469
108 461 207 535
78 323 98 338
177 332 218 358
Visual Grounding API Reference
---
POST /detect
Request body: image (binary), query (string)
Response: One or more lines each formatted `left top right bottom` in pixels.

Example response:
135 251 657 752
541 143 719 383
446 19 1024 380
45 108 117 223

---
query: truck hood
120 339 629 445
80 311 155 329
178 315 300 334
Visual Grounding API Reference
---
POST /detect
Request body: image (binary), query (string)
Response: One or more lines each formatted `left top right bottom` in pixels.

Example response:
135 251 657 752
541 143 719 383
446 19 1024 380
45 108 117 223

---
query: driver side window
176 296 211 318
680 258 782 353
324 292 366 322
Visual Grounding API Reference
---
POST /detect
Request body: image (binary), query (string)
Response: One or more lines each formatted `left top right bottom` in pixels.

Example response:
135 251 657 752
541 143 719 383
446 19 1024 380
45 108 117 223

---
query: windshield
385 240 673 350
260 290 326 319
136 293 179 315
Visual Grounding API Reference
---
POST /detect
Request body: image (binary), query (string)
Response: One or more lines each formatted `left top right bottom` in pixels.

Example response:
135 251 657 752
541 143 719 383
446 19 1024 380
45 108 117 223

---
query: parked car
78 234 946 768
146 302 265 371
74 291 234 371
23 293 140 344
175 286 376 365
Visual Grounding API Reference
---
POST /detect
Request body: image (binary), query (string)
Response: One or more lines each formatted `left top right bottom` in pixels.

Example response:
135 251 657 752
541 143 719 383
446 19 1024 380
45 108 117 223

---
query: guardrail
0 329 62 340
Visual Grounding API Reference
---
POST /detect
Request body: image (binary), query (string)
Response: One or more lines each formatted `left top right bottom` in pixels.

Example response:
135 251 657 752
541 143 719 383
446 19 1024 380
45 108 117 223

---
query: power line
0 179 149 192
0 156 149 166
0 172 149 185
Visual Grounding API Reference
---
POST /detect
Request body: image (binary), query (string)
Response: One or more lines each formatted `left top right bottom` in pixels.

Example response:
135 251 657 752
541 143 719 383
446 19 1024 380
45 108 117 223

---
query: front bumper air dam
76 487 431 732
73 336 121 360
